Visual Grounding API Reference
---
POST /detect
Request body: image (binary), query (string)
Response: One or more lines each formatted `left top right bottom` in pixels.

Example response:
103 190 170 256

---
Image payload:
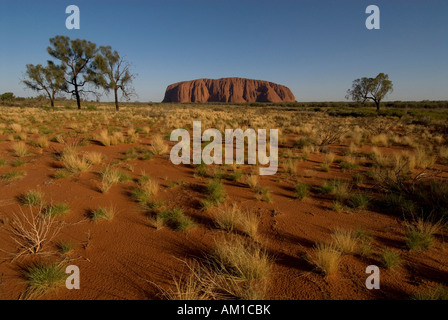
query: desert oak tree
47 36 98 109
0 92 15 103
346 73 393 112
93 46 136 111
23 62 66 108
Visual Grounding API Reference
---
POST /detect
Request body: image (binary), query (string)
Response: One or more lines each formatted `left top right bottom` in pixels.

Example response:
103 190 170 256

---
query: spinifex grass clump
213 204 259 238
331 229 359 254
214 204 241 233
12 141 28 157
212 236 272 281
150 134 168 155
201 179 227 210
295 181 309 200
84 151 104 165
52 169 72 180
60 146 91 173
1 170 27 181
57 241 73 254
23 262 66 299
405 219 441 252
239 209 259 239
309 243 341 276
36 136 50 149
96 129 125 146
246 174 258 189
318 179 350 202
228 171 243 182
90 207 115 221
348 193 370 210
194 161 209 178
45 203 70 217
100 166 121 193
20 190 44 206
412 285 448 300
254 186 273 203
381 249 401 269
157 208 195 231
131 174 159 204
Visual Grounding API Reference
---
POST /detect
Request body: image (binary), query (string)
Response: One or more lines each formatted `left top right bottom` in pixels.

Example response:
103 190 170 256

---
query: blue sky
0 0 447 102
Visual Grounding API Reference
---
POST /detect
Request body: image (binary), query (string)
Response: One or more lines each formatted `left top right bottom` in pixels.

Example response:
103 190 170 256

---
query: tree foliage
47 35 99 109
23 63 66 107
346 73 393 112
0 92 15 102
93 46 136 111
20 36 135 110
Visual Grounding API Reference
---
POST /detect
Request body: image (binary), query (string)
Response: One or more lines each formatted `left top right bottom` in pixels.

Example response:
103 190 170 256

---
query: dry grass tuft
60 146 91 173
239 209 259 239
325 152 336 164
331 229 359 254
150 134 168 155
100 166 122 193
12 141 28 157
405 218 441 251
10 123 22 133
84 151 104 165
371 134 389 147
246 174 258 189
212 236 272 281
91 206 116 221
214 203 241 233
213 204 259 239
36 136 50 149
97 129 111 146
309 242 341 276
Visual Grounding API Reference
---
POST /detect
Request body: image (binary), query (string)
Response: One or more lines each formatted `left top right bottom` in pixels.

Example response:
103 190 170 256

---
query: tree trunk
114 88 119 111
75 90 81 110
45 89 54 109
375 100 380 113
73 77 81 109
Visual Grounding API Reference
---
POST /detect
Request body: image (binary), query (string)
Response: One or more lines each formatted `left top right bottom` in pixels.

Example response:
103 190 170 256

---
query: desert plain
0 102 447 300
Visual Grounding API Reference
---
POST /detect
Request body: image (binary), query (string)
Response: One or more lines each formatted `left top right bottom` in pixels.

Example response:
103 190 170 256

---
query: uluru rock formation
162 77 295 103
